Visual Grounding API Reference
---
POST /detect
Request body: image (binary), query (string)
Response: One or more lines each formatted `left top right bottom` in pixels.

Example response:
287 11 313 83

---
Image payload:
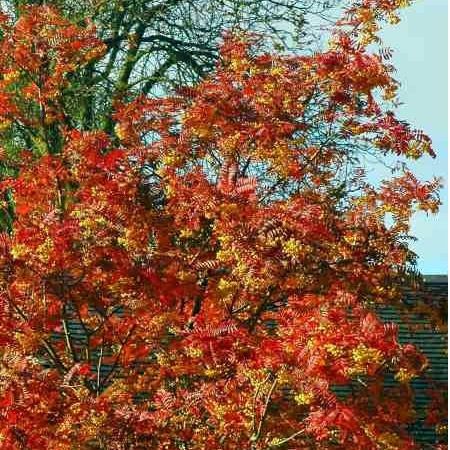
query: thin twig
251 374 278 443
251 372 272 435
99 325 136 390
269 429 305 447
62 314 78 363
5 290 67 374
96 343 104 395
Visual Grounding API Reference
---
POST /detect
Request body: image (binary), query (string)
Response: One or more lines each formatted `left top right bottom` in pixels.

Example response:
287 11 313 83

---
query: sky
378 0 448 275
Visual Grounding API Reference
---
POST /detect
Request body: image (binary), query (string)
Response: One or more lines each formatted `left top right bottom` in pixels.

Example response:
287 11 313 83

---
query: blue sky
379 0 448 275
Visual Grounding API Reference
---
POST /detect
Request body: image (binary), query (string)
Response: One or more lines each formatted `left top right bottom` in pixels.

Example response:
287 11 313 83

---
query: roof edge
422 275 448 284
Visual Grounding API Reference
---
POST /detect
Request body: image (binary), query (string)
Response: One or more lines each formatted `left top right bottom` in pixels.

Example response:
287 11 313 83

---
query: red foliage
0 3 444 450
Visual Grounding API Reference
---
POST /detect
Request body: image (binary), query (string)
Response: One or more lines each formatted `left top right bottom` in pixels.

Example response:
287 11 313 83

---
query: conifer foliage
0 2 444 449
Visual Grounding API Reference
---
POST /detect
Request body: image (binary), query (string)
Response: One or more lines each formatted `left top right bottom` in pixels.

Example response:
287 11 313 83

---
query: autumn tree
0 1 445 449
0 0 340 148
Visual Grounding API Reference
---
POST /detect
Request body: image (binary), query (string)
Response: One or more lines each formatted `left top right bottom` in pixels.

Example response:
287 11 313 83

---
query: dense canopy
0 1 445 449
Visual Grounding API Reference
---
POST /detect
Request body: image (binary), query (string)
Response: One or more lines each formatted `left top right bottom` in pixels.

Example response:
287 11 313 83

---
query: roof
422 275 448 285
381 275 448 447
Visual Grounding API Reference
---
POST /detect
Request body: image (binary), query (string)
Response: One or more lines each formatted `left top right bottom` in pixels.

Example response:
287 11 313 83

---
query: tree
0 0 340 144
0 2 445 449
